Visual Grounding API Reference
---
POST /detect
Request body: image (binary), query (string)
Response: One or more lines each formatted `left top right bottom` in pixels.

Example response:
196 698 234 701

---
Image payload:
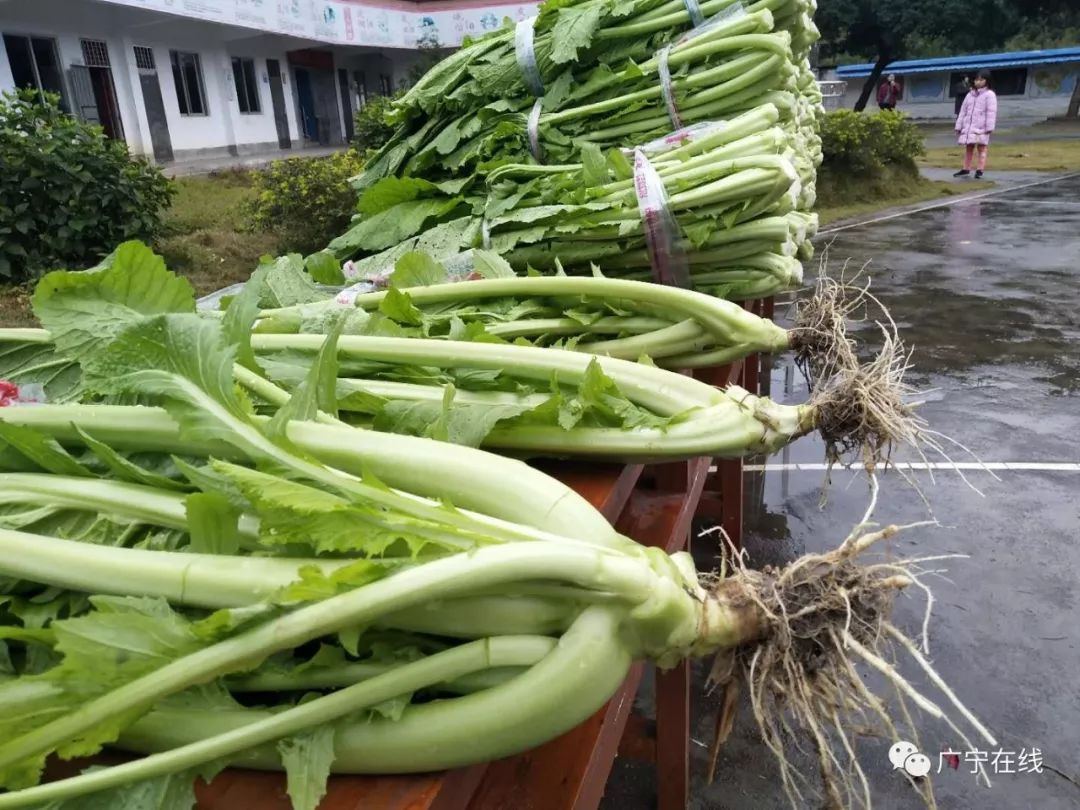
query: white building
0 0 539 163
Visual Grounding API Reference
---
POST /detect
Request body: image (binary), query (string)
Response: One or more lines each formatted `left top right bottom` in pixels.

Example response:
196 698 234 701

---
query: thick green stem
251 334 722 413
0 545 661 779
0 405 619 544
0 527 344 607
0 636 557 807
119 606 632 776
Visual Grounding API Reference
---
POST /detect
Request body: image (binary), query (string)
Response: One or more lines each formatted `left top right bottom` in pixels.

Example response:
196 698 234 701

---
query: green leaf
356 176 438 217
0 335 82 403
31 241 195 362
223 263 272 372
332 198 465 254
209 459 490 558
391 251 447 288
304 251 345 285
260 255 325 308
277 560 392 604
470 250 515 279
374 386 530 448
74 426 191 492
266 313 346 436
278 726 336 810
0 596 208 788
580 142 608 187
551 4 603 63
0 422 94 477
81 315 263 459
378 287 425 326
185 492 241 555
29 766 218 810
606 148 634 181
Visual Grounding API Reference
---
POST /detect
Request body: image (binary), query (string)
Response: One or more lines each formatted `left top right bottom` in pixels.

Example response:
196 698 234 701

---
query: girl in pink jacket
953 70 998 179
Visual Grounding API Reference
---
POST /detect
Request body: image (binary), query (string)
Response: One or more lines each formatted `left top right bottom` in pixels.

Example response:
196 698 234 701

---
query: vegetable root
703 479 996 809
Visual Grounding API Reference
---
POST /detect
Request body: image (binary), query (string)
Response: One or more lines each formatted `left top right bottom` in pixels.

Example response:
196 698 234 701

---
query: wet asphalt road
603 174 1080 809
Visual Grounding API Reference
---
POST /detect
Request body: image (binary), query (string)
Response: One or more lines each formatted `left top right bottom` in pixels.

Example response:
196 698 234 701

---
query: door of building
337 67 354 142
79 39 124 141
132 46 173 162
294 67 318 142
266 58 292 149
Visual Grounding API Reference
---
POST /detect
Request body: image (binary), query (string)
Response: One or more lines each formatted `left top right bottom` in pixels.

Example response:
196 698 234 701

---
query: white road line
818 172 1080 235
718 462 1080 473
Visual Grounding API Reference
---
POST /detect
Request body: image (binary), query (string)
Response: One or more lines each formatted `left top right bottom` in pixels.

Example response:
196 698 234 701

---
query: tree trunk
1067 76 1080 118
854 55 891 112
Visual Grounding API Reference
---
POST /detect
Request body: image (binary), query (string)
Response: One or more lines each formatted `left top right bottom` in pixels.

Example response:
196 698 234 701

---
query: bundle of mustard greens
329 0 823 299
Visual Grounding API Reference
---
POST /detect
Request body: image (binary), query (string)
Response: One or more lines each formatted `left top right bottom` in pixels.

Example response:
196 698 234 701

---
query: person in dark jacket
877 73 901 110
952 75 971 116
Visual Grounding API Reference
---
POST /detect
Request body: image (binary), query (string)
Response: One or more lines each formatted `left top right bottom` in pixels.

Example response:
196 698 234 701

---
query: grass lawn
0 171 278 327
814 163 992 226
919 138 1080 172
156 171 278 298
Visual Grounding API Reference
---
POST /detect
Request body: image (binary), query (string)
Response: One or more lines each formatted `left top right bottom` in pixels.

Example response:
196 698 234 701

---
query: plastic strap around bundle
527 99 544 162
675 0 747 47
515 17 544 98
0 380 46 407
622 120 728 159
632 148 690 288
657 46 682 130
481 218 493 250
682 0 705 28
334 280 379 304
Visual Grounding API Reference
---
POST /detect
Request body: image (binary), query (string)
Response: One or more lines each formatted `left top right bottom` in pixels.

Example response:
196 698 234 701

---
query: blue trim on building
835 46 1080 78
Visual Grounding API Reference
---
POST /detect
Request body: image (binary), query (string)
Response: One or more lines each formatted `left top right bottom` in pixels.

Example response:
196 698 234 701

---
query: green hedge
820 109 925 174
247 151 365 255
0 90 173 282
351 94 400 158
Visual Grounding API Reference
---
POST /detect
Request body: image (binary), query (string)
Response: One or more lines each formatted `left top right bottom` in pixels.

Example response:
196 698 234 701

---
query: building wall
0 0 326 160
838 63 1079 119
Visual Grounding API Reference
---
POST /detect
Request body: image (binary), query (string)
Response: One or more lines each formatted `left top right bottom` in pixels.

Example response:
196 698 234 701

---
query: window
991 68 1028 96
3 33 68 110
378 74 392 96
231 57 261 114
170 50 207 115
133 46 155 71
80 39 110 67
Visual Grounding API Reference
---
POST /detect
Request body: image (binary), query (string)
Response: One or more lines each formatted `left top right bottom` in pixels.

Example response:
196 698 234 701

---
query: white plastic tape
514 17 545 98
683 0 705 28
623 120 728 158
657 46 683 129
632 148 691 288
527 98 544 162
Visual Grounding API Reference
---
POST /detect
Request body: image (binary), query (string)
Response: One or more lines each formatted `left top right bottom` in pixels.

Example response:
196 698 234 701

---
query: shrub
0 89 174 282
352 93 400 157
820 109 924 174
247 151 365 254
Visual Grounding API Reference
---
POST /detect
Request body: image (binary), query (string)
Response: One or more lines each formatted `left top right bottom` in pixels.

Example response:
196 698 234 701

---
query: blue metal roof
835 46 1080 77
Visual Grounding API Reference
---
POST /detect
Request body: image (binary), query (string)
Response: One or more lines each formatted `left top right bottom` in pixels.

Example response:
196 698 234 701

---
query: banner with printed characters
100 0 538 48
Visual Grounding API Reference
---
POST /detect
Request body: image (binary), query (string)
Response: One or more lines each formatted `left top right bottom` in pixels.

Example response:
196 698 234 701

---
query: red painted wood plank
655 661 690 810
533 461 644 522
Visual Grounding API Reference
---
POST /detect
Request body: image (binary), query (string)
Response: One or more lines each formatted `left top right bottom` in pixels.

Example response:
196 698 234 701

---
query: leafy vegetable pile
0 251 994 810
326 0 823 297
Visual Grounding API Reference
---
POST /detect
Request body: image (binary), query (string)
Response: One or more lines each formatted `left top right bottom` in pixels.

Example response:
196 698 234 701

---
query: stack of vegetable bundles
328 0 823 300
